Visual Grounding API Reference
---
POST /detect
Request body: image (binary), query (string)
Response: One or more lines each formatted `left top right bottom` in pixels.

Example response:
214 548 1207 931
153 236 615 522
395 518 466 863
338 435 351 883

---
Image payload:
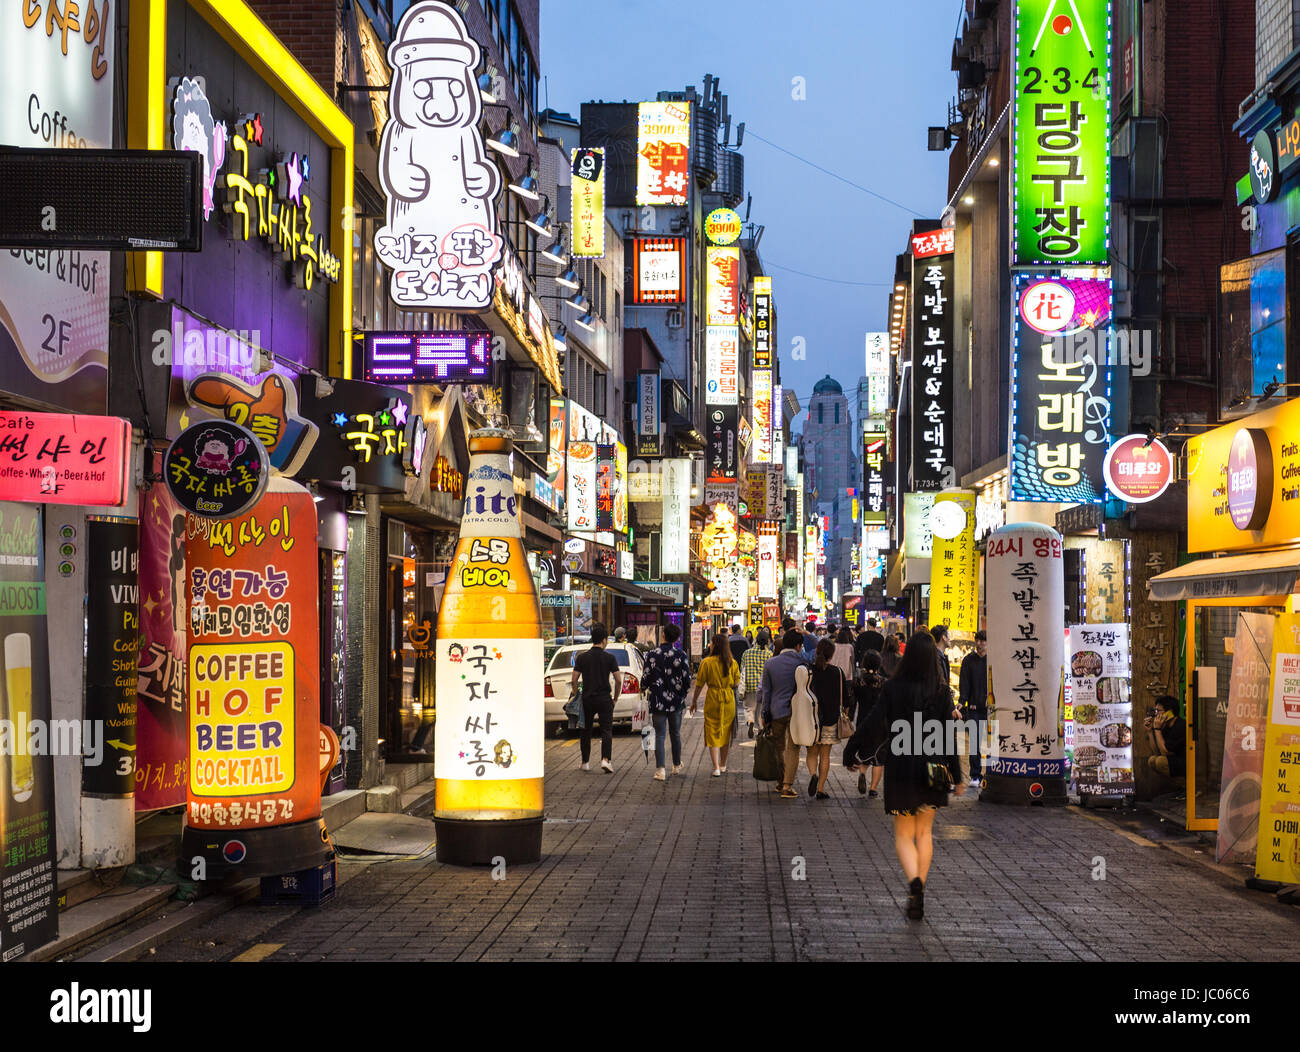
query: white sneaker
672 764 684 774
969 777 981 787
580 762 590 771
653 768 666 781
601 759 613 774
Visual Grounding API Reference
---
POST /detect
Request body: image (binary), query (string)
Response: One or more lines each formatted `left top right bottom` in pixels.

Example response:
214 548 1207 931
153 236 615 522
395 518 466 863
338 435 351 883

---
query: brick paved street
150 717 1300 962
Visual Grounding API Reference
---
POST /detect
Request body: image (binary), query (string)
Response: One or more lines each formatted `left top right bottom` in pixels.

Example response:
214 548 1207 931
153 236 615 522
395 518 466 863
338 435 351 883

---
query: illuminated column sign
758 522 780 599
1011 275 1113 502
1013 0 1112 266
754 276 773 368
571 147 605 258
910 238 954 490
864 333 890 421
863 429 888 525
363 332 492 383
661 459 691 574
752 369 773 463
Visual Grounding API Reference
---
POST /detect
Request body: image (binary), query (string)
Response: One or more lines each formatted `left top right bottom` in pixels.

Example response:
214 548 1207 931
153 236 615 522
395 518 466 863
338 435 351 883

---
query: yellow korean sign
1256 611 1300 883
928 490 977 633
1187 396 1300 553
571 148 605 258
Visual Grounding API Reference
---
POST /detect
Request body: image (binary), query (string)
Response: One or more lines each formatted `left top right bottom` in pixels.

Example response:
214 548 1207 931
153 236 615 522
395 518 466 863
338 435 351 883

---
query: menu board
1067 623 1134 798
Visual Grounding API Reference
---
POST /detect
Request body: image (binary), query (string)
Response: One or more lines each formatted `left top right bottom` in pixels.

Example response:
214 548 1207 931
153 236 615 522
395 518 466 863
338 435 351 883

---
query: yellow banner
571 148 604 258
928 490 978 633
1256 610 1300 882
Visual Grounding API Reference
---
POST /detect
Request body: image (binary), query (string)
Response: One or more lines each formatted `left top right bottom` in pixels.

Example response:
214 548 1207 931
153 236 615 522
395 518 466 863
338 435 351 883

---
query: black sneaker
868 789 878 799
857 772 867 795
808 775 818 797
815 791 830 800
906 877 924 920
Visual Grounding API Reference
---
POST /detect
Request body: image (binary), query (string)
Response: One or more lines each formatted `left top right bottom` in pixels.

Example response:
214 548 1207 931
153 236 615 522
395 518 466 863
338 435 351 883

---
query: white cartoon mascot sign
376 2 504 310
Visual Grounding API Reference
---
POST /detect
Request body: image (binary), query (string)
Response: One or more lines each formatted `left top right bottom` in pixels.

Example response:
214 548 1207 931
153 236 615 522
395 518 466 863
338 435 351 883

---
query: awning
1146 549 1300 602
570 572 674 604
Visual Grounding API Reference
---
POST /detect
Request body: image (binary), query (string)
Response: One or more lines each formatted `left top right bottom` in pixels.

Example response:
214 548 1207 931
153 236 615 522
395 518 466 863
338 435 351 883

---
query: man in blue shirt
761 629 809 799
802 622 819 661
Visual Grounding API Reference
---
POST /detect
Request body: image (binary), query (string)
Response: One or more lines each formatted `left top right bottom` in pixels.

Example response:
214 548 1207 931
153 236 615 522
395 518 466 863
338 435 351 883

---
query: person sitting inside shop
1144 694 1186 781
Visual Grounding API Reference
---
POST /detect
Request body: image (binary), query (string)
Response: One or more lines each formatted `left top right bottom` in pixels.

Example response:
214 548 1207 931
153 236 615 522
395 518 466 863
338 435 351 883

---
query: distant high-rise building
800 375 857 606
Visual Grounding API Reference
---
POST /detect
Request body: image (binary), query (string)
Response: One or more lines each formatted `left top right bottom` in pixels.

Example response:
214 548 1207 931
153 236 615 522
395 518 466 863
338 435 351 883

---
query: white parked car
544 643 645 735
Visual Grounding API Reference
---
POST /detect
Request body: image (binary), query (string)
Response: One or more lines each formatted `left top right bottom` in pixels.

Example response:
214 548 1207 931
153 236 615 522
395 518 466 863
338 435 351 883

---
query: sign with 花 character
910 238 954 490
360 331 492 385
165 419 269 520
863 429 888 525
1013 0 1112 266
571 148 605 258
637 101 691 206
1011 275 1113 502
0 411 131 507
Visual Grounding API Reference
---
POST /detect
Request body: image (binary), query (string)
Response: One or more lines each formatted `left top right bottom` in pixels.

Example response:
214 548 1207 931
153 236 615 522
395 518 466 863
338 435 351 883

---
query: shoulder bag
836 672 854 740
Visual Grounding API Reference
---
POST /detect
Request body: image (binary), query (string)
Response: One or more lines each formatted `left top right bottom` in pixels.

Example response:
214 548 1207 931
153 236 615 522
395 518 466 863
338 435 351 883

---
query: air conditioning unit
667 309 684 329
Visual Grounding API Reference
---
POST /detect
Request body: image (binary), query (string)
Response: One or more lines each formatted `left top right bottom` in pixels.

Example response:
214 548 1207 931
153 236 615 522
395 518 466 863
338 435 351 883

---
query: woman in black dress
807 638 848 799
881 631 965 919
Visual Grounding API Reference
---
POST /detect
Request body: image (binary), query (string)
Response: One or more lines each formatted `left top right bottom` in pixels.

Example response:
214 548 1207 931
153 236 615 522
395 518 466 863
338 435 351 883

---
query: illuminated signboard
706 247 740 326
864 332 890 420
911 237 954 490
596 442 615 531
198 81 342 290
660 459 690 575
376 3 503 308
631 237 686 304
637 101 691 206
0 411 131 507
752 369 773 463
1011 275 1113 502
863 429 887 525
165 419 269 519
911 228 955 258
571 147 605 258
701 503 739 568
360 331 492 383
707 406 739 483
754 276 773 369
1013 0 1112 266
705 207 742 245
904 491 936 558
928 490 977 633
637 371 661 457
706 327 739 406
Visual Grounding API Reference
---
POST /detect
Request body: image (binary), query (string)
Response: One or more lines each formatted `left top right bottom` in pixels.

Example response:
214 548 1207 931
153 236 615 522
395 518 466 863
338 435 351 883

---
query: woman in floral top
643 622 693 781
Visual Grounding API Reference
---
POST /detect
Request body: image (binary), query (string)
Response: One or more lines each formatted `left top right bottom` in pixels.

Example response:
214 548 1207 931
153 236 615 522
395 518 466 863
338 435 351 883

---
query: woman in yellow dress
690 633 741 777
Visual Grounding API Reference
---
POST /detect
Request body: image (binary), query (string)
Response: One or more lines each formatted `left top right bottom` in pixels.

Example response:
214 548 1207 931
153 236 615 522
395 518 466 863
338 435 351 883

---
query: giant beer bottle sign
185 479 322 846
436 430 544 802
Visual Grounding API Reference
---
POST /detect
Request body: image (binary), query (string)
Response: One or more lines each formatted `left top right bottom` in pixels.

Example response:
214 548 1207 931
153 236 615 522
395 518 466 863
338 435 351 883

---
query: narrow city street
145 717 1300 963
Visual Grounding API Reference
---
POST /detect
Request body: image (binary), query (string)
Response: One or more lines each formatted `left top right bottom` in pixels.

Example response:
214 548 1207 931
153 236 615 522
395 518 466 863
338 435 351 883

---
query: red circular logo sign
1102 435 1175 504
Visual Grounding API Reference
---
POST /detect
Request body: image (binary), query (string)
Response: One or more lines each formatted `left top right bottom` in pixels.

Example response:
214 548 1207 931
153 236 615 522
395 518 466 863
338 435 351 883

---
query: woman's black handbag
753 725 782 782
926 761 954 792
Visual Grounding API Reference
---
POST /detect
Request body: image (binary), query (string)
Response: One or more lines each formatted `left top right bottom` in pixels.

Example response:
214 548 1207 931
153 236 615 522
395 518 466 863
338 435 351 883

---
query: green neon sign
1013 0 1112 266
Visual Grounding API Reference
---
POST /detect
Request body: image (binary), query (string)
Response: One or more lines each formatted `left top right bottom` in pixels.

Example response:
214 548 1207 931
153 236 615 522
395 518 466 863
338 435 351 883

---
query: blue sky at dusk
540 0 960 426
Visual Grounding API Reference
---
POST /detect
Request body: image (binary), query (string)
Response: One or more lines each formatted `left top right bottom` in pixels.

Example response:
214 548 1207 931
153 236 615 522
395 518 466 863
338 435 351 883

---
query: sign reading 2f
1013 0 1111 266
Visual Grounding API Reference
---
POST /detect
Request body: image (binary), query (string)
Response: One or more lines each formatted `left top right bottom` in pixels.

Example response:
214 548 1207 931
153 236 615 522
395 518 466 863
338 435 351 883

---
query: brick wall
1257 0 1295 85
246 0 343 96
1162 0 1256 419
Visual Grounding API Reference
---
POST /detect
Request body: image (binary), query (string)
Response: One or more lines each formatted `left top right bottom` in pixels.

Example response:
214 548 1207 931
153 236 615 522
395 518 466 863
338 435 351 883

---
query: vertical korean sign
1066 623 1133 799
0 501 57 959
637 371 661 457
985 523 1067 804
863 430 888 525
436 430 543 864
637 101 691 206
1012 275 1113 501
758 522 780 600
1013 0 1111 266
566 402 600 532
186 480 328 878
661 459 691 575
864 332 890 422
136 471 189 810
752 369 773 464
1255 611 1300 883
910 240 954 490
754 277 773 369
928 491 977 633
595 443 615 531
83 520 140 797
571 148 605 258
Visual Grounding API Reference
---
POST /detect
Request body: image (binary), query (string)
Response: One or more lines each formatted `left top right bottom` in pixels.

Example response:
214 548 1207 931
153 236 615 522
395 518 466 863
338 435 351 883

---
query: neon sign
361 331 492 384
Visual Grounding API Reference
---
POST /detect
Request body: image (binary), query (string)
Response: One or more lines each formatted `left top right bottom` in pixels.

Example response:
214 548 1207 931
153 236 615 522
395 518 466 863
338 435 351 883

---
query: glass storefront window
1220 249 1286 416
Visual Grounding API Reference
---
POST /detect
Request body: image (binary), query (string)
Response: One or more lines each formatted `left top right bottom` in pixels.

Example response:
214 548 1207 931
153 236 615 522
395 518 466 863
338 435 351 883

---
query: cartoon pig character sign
376 3 504 310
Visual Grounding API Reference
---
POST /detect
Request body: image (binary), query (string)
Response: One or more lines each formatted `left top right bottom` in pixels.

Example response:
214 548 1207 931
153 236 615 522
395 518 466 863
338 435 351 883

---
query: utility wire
744 129 927 218
764 261 893 287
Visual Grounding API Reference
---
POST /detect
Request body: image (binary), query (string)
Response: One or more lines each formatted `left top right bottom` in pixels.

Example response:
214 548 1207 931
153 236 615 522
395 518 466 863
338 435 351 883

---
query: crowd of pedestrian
567 615 997 921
